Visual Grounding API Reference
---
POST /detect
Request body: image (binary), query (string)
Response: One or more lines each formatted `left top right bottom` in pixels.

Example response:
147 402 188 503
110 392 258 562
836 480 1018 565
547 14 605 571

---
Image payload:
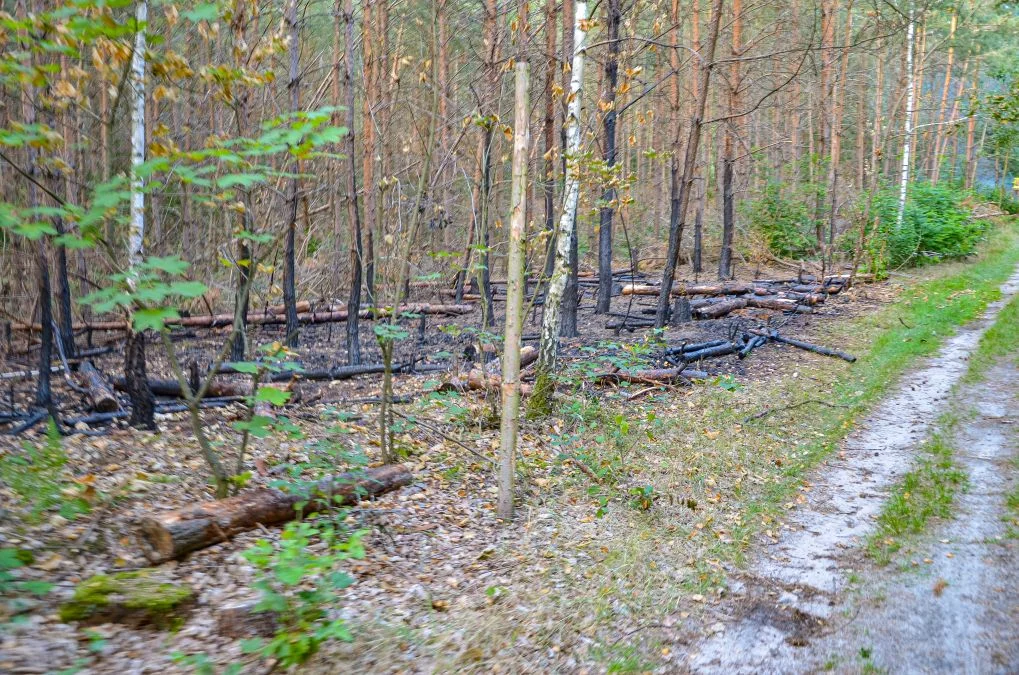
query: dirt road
686 270 1019 674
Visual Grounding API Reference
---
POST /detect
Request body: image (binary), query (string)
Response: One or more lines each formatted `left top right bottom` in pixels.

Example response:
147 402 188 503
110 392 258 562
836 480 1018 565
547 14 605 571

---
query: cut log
745 297 798 311
622 282 757 298
671 297 692 325
596 367 710 385
80 362 119 412
138 464 413 563
682 343 737 361
663 339 729 356
694 298 748 319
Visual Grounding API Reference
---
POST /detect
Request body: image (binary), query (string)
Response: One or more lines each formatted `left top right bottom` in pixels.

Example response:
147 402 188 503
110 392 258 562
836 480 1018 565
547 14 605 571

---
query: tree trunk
499 6 529 520
283 0 301 347
138 465 413 563
125 330 156 430
541 0 558 279
343 0 364 365
533 1 587 404
654 0 724 327
718 0 741 280
595 0 621 314
896 7 916 230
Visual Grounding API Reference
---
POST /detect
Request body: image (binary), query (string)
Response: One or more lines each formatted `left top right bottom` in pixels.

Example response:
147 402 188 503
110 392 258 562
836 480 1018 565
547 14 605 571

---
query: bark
596 367 710 385
595 0 621 314
541 0 558 278
498 37 530 520
535 1 587 390
283 0 301 347
718 0 741 280
124 330 155 429
695 297 747 318
138 465 414 563
654 0 724 328
895 7 915 230
754 330 857 362
343 0 364 365
80 362 118 413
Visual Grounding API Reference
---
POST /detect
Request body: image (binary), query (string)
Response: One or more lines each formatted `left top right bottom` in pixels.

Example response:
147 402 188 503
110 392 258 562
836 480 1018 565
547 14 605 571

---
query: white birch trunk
128 0 147 275
896 8 915 230
536 1 587 377
498 60 530 520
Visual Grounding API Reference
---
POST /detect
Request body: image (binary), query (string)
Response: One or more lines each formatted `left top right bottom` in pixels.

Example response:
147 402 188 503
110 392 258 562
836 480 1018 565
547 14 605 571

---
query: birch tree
531 1 587 412
896 6 916 230
124 0 156 430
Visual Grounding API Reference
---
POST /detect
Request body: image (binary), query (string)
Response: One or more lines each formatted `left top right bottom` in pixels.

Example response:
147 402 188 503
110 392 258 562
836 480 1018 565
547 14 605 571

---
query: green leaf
20 580 53 595
133 307 179 332
217 173 266 189
142 256 190 275
255 386 291 406
228 362 261 374
183 3 219 22
167 280 208 298
276 564 304 585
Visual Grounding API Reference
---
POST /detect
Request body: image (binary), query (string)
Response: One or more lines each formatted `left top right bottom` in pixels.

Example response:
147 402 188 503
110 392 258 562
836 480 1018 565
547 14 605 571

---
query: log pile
617 274 865 322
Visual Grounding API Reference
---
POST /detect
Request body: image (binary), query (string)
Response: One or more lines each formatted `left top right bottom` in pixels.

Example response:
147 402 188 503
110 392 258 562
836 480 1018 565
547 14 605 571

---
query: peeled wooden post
80 362 119 412
138 464 413 563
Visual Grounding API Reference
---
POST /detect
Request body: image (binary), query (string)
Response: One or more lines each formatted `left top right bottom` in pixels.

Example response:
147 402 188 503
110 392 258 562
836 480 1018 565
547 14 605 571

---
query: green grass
865 423 967 564
965 291 1019 382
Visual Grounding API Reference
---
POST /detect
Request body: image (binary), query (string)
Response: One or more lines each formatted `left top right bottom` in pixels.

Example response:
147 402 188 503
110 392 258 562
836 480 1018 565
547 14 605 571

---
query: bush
745 183 817 258
974 186 1019 215
869 183 985 269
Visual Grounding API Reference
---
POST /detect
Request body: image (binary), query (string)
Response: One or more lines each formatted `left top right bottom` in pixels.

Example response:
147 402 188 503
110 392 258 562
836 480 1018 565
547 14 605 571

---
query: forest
1 0 1019 671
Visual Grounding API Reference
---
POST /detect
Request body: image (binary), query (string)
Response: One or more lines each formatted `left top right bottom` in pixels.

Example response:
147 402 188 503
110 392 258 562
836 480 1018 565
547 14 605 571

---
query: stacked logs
620 274 866 322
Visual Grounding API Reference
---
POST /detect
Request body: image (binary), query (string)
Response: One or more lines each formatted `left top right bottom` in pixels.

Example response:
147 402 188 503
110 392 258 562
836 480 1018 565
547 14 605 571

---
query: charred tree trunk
343 0 363 365
595 0 621 314
283 0 301 347
125 330 155 430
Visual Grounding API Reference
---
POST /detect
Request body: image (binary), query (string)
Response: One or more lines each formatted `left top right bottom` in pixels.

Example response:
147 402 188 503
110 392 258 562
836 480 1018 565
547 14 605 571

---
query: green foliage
0 420 90 523
745 183 817 258
1 548 54 620
974 185 1019 215
868 183 985 270
241 515 366 668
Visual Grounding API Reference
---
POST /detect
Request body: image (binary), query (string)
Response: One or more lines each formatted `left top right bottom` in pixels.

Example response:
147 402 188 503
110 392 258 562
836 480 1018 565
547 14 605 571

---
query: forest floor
1 221 1019 674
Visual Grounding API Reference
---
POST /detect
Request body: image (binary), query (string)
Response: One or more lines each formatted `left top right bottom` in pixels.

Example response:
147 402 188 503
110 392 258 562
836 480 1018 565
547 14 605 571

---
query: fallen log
663 339 729 356
596 367 710 386
11 303 474 332
112 376 251 399
80 362 119 412
753 330 857 363
695 298 748 319
738 335 768 359
622 282 757 298
138 464 413 563
682 342 738 362
745 297 798 312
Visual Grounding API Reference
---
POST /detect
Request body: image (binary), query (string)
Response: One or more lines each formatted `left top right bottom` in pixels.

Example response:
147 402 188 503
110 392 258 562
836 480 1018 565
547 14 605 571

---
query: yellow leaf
52 80 78 99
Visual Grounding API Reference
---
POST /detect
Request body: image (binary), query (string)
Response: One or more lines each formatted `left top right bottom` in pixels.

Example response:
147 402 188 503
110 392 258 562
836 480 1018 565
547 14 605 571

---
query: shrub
745 183 817 258
974 185 1019 215
869 183 985 269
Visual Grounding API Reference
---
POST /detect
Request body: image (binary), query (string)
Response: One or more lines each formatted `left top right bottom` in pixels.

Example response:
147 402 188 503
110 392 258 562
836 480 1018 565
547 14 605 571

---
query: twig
392 409 495 465
743 399 851 423
564 455 600 482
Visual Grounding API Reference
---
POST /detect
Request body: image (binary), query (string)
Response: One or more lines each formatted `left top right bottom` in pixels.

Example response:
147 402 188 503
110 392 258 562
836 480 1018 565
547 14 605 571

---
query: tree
655 0 725 327
125 0 156 430
499 0 530 521
596 0 622 314
532 0 588 411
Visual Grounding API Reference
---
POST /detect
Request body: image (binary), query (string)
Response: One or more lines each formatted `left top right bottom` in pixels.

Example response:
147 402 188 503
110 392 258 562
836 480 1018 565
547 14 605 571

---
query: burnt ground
0 265 905 675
